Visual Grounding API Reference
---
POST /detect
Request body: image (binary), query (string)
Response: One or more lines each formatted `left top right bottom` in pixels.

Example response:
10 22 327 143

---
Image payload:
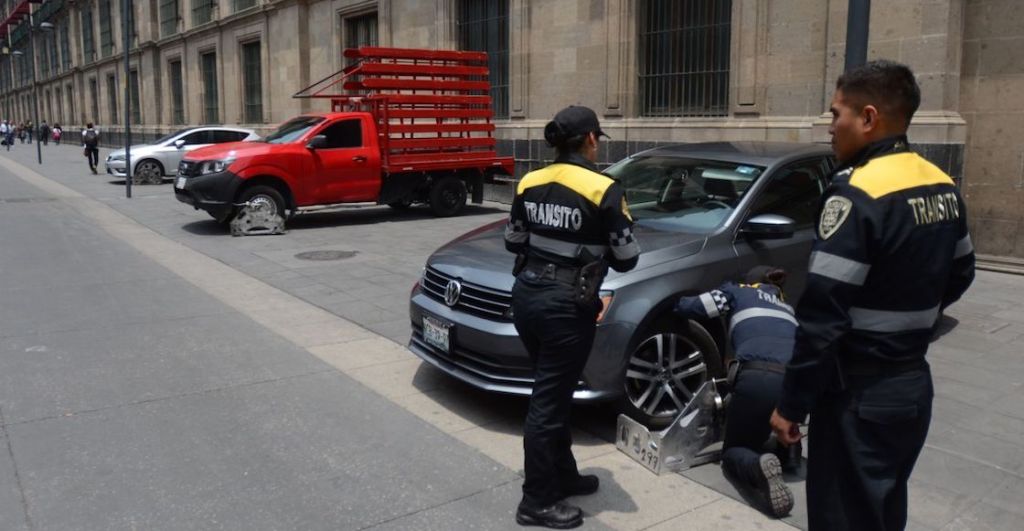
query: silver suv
105 126 259 184
408 142 834 426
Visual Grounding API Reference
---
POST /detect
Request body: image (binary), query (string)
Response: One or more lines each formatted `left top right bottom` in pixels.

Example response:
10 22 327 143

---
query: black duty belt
521 257 579 284
740 360 786 375
840 356 927 377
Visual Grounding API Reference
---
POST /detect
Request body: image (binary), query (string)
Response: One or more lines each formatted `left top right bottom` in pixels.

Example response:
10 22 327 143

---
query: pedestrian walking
39 120 50 146
18 122 25 143
0 120 10 151
504 105 640 529
82 123 100 174
52 123 62 145
674 266 797 518
25 120 32 143
770 60 976 531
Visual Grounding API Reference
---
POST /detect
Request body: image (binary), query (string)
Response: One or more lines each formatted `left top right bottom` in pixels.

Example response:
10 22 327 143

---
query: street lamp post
26 9 41 164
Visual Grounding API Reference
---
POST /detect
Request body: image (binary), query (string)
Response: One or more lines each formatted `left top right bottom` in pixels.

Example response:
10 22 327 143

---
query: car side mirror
173 139 186 149
740 214 796 240
306 135 327 150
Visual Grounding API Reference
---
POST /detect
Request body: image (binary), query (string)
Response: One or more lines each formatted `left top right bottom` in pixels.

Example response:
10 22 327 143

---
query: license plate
616 414 662 474
422 316 450 352
176 176 186 189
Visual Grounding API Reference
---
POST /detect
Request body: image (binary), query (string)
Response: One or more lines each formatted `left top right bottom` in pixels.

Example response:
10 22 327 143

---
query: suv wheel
619 316 723 428
428 176 467 217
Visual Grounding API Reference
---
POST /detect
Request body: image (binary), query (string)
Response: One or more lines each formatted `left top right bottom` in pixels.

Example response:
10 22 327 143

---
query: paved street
0 142 1022 530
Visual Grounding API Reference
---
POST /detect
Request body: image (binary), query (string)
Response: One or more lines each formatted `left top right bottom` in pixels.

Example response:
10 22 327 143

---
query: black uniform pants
511 273 597 508
85 147 99 169
807 366 933 531
721 366 784 486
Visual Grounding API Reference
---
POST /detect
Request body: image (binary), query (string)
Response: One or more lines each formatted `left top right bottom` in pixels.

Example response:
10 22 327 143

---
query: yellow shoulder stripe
849 152 954 199
517 163 613 207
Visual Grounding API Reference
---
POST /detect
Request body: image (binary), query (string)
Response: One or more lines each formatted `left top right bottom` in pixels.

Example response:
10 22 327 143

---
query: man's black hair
835 59 921 128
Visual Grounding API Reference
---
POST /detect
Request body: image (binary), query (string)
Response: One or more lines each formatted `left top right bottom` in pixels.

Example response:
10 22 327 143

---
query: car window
156 128 191 145
181 130 213 145
210 130 246 143
747 159 828 227
605 155 765 233
230 131 251 141
317 119 363 149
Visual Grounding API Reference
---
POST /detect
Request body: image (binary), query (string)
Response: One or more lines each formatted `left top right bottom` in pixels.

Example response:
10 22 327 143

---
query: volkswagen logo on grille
444 280 462 307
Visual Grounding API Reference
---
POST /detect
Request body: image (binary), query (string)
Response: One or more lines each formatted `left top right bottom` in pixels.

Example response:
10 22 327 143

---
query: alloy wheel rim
624 332 708 419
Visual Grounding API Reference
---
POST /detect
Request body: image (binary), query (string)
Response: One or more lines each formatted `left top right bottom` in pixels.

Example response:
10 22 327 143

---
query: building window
66 83 75 125
456 0 509 119
344 12 378 50
39 39 49 79
55 86 63 124
89 77 99 123
60 24 71 71
129 69 141 124
44 89 51 123
160 0 179 38
234 0 257 12
200 51 218 124
106 74 118 124
193 0 215 26
638 0 732 118
241 41 262 123
81 8 95 63
99 0 114 58
169 59 185 125
48 32 58 74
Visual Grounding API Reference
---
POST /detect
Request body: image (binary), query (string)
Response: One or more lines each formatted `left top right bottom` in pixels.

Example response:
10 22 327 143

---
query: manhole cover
294 250 358 261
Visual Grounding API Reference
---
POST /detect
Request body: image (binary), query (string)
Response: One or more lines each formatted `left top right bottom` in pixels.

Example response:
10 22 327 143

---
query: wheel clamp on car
293 46 514 179
615 379 727 475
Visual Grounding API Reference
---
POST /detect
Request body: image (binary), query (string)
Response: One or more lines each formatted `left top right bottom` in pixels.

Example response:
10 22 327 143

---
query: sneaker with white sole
755 453 794 517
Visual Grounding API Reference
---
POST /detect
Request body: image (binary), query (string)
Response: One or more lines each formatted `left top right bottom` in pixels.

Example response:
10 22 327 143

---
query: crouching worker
674 266 796 518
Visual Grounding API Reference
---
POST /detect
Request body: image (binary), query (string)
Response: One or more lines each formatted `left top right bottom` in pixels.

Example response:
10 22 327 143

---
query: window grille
234 0 257 12
242 41 262 123
456 0 509 119
638 0 731 117
160 0 179 37
99 0 113 58
129 69 141 124
169 59 184 124
81 8 95 63
193 0 215 26
106 74 118 124
201 51 218 123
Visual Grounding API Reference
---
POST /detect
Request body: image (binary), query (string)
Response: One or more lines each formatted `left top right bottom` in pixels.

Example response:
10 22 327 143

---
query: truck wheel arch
236 176 295 214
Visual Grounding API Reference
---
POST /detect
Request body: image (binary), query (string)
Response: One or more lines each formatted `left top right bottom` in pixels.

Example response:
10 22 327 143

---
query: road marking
0 155 790 530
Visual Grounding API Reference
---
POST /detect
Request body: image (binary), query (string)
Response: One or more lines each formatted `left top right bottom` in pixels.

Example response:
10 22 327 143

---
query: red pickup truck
174 47 514 230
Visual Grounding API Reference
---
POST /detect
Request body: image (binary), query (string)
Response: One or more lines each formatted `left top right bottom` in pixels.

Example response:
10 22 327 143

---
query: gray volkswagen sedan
408 142 834 426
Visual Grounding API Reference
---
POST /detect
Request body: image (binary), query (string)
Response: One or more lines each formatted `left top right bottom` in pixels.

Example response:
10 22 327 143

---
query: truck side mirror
306 135 328 150
173 139 186 149
740 214 796 240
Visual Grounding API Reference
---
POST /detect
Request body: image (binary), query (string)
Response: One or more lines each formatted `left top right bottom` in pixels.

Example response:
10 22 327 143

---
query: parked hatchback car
105 126 259 184
408 142 835 426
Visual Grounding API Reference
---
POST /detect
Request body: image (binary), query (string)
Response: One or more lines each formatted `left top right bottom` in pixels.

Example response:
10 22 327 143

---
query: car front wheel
619 316 723 428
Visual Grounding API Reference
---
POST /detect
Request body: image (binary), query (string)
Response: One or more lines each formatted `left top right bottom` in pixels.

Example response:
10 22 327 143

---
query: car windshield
605 155 765 233
263 117 325 144
156 128 192 145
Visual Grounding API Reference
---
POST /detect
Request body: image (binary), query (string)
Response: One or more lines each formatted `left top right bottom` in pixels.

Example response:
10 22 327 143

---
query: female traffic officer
504 105 639 529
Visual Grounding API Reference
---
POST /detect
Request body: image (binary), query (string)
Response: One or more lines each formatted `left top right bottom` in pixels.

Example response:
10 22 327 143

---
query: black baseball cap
551 105 609 139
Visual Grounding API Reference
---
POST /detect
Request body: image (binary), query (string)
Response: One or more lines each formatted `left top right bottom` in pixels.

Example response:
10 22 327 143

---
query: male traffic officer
770 60 975 530
674 266 796 518
505 105 639 529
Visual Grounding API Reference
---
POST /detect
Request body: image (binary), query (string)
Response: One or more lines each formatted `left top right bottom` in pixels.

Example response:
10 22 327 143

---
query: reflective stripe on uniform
529 232 607 259
699 292 720 317
849 305 940 333
730 307 798 329
504 220 528 243
809 251 871 285
954 234 973 259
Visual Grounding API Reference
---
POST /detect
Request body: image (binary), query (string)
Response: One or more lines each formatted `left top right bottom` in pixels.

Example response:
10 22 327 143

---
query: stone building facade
0 0 1020 257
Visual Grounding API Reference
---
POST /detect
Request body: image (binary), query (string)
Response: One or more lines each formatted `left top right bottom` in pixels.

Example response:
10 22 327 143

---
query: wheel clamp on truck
174 46 514 235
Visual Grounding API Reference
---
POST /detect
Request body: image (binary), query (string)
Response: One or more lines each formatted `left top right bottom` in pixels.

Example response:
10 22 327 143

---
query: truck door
309 117 380 203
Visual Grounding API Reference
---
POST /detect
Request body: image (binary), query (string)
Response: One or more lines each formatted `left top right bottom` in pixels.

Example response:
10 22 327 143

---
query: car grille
421 266 512 321
178 161 200 177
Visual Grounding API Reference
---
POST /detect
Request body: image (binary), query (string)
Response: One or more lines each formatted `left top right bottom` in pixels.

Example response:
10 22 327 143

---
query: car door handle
352 156 367 163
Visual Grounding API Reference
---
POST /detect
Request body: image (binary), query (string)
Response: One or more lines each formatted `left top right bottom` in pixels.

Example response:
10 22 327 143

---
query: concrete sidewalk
3 143 1023 529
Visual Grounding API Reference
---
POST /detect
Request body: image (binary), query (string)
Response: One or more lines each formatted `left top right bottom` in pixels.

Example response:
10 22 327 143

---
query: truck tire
617 315 723 428
428 176 467 217
238 185 287 219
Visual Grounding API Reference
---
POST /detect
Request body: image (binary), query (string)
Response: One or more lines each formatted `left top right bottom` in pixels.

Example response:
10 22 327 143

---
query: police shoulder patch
819 195 853 240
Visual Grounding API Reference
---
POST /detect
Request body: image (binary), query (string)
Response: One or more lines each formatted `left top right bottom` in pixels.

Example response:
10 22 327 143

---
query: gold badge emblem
819 196 853 240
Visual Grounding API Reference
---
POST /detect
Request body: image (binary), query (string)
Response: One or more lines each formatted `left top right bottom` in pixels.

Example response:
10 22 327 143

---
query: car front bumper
105 159 127 176
407 286 633 402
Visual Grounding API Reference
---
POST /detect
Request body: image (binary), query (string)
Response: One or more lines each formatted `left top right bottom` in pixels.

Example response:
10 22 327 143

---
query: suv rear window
606 156 764 233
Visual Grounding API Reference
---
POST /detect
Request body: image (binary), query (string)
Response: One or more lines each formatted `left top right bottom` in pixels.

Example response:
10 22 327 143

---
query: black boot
515 500 583 529
753 453 794 518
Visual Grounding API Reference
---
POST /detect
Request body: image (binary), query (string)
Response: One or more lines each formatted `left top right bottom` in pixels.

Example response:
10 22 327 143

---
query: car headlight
107 154 125 162
198 157 234 175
